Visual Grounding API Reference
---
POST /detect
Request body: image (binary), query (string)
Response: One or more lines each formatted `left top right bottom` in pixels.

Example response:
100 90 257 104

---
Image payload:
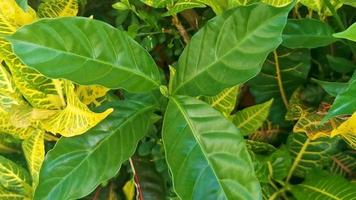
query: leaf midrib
8 39 160 88
173 6 286 94
170 96 228 199
38 104 154 199
299 184 341 200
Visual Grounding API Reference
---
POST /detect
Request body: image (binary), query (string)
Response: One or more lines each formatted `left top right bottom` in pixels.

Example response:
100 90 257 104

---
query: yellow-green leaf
37 0 78 18
22 129 45 190
0 186 30 200
0 0 36 37
40 81 113 137
123 179 135 200
331 112 356 149
299 0 343 16
0 155 32 196
202 86 239 117
75 85 109 106
0 112 33 139
262 0 293 7
293 111 343 140
232 99 273 136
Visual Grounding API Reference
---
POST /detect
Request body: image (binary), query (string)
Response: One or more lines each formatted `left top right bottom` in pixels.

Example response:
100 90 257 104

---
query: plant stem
273 50 289 108
172 15 190 44
286 138 310 182
129 158 143 200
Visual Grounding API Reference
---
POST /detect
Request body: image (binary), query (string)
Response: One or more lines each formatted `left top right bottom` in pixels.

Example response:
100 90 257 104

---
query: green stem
323 0 344 30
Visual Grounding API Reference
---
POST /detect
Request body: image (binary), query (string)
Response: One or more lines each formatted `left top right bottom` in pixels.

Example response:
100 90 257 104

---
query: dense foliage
1 0 356 199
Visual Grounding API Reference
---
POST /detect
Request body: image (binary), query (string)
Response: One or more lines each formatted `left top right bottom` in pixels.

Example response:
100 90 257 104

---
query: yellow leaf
75 85 109 106
41 81 113 137
331 112 356 149
22 129 45 190
293 111 343 140
123 179 136 200
37 0 79 18
0 0 36 36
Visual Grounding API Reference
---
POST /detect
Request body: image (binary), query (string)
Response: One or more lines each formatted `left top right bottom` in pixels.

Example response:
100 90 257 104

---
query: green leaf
0 185 29 200
15 0 28 11
172 3 291 96
162 95 260 200
164 0 206 16
282 19 336 48
341 0 356 7
248 48 311 123
0 156 31 196
333 22 356 42
327 54 356 73
291 171 356 200
7 17 162 93
330 151 356 178
286 133 339 179
202 85 239 117
299 0 343 16
34 96 157 200
232 99 273 136
140 0 170 8
312 78 348 97
246 140 277 154
324 76 356 120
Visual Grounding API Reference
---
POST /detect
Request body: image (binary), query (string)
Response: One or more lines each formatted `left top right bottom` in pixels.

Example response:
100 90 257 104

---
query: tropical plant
0 0 355 199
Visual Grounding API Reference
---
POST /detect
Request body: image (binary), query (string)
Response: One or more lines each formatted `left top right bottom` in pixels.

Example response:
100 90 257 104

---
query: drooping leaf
248 48 311 123
22 129 45 190
0 155 31 196
312 78 348 97
291 171 356 200
0 0 36 37
40 81 113 137
286 133 339 179
333 22 356 42
7 17 162 93
282 19 336 48
172 3 291 96
293 111 343 139
232 99 273 136
75 85 109 106
331 112 356 149
34 96 157 200
330 151 356 178
202 85 239 117
162 95 261 200
37 0 79 18
324 76 356 120
327 54 356 73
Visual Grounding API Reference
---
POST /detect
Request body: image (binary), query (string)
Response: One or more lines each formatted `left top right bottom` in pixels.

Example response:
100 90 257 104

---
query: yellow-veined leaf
262 0 293 7
0 155 32 196
299 0 343 16
0 0 36 37
0 186 30 200
0 111 33 139
285 88 312 121
0 40 66 110
331 112 356 149
75 85 109 106
40 81 113 137
232 99 273 136
22 129 45 190
293 111 343 140
202 85 239 117
37 0 78 18
0 62 24 112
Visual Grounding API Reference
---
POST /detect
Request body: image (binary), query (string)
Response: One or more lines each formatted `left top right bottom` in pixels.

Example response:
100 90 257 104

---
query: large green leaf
172 3 291 96
34 96 157 200
0 156 31 196
282 19 336 48
313 79 348 97
232 99 273 136
7 17 161 93
248 48 311 123
333 22 356 42
291 171 356 200
162 95 260 200
286 133 339 179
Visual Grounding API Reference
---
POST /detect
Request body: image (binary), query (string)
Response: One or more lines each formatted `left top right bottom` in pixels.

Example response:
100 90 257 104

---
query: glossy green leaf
0 155 31 196
202 86 239 117
324 76 356 120
232 99 273 136
162 95 260 200
248 48 311 123
7 17 162 93
34 96 157 200
333 22 356 42
286 133 339 179
313 78 348 97
327 55 356 73
15 0 28 11
172 3 291 96
291 171 356 200
282 19 336 48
